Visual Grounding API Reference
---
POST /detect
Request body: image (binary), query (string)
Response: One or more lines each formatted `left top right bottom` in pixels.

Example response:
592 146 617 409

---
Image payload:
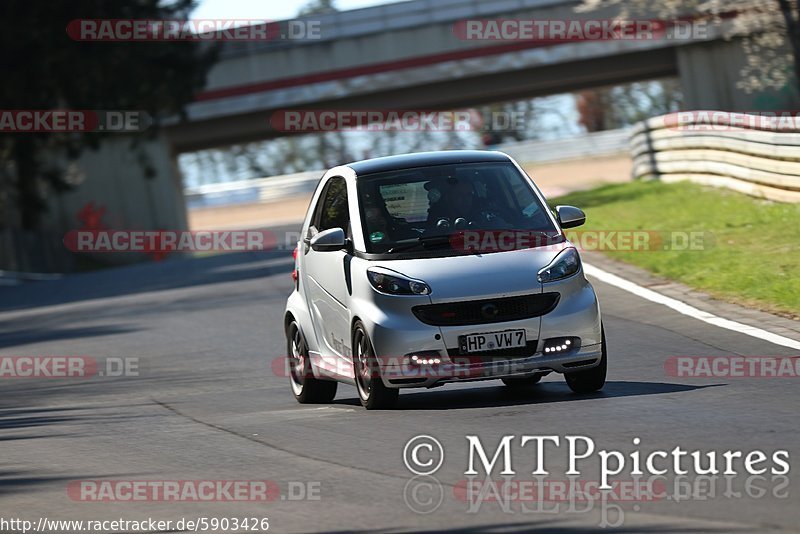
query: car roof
345 150 511 177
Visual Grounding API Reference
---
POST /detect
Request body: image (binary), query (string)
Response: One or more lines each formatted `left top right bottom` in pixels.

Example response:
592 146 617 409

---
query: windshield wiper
387 235 451 254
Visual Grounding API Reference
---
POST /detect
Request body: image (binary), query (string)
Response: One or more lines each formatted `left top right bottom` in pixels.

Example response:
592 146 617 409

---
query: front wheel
287 320 337 404
564 326 607 393
352 321 398 410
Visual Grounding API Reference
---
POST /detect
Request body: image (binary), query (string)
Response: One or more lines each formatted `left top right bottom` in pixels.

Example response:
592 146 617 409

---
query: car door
301 176 353 366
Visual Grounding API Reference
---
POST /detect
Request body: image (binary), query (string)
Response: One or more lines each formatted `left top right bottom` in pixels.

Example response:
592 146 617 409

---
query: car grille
412 293 559 327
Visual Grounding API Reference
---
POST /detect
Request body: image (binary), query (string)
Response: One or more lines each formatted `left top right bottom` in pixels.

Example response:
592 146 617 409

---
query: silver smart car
284 150 605 409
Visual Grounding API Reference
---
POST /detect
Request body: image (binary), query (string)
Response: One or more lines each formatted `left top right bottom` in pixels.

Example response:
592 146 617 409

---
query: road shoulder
583 250 800 342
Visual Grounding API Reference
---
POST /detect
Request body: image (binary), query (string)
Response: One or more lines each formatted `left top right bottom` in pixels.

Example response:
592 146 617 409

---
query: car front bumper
380 343 603 388
362 269 603 389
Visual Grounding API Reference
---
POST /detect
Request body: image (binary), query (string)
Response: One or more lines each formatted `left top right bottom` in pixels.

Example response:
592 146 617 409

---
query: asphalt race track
1 225 798 533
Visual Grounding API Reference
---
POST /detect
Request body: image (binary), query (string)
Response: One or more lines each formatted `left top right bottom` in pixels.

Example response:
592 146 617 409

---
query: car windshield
357 161 560 255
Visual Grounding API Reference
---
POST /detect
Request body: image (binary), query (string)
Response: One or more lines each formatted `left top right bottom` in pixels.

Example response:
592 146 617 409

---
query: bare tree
577 79 683 131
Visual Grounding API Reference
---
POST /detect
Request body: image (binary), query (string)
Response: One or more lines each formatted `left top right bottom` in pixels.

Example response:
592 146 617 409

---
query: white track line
583 263 800 351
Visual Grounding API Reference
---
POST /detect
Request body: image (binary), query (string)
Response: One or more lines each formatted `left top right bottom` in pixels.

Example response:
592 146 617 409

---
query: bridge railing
630 112 800 203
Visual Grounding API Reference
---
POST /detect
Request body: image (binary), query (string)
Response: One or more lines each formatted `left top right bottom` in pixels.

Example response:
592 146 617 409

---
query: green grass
551 181 800 317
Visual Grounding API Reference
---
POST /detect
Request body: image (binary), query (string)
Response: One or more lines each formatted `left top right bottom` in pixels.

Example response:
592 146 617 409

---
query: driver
428 178 508 231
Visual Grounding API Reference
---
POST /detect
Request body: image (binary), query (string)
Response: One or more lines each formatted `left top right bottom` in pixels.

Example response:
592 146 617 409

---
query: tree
0 0 217 230
576 90 607 132
577 80 683 131
298 0 338 17
576 0 799 96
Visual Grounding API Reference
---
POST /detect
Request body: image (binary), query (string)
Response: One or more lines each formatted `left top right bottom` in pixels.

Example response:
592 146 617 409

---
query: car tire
287 320 337 404
501 375 542 387
564 325 607 394
352 321 398 410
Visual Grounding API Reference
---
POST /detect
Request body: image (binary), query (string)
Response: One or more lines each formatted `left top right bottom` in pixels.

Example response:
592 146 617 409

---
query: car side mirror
555 205 586 229
310 227 346 251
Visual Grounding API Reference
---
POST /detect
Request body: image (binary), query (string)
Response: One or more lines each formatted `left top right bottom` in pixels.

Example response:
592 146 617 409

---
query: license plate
459 329 526 353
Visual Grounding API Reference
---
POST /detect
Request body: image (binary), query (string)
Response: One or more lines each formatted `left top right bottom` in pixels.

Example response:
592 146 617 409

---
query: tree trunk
13 137 44 231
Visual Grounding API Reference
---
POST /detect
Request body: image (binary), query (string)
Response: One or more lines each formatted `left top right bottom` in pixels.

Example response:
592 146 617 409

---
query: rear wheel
287 320 337 403
564 326 607 393
353 321 398 410
501 375 542 388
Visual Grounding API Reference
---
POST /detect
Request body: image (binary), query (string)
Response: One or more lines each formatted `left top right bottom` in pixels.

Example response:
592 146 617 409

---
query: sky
191 0 400 21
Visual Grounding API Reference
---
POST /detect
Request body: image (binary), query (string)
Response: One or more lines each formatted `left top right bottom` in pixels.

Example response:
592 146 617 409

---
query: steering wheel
436 217 471 230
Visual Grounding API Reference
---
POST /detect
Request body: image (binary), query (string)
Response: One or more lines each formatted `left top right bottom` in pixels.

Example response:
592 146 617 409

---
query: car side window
317 177 349 233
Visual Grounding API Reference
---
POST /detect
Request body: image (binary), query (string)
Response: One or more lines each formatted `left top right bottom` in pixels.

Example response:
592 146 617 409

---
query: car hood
374 243 569 303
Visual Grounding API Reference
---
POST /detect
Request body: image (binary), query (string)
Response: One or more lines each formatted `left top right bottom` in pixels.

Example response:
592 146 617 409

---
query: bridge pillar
45 133 187 264
677 37 800 111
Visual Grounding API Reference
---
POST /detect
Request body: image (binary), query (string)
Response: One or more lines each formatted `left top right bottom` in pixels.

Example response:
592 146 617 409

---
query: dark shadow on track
0 415 77 430
334 381 721 410
0 469 141 496
0 405 154 436
0 324 139 350
0 222 300 312
0 470 80 496
324 520 733 533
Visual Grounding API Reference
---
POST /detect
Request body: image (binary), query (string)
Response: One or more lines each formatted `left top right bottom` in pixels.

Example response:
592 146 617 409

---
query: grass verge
551 180 800 318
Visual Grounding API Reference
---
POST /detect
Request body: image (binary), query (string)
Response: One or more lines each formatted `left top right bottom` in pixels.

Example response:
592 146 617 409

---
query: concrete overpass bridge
43 0 795 263
166 0 789 152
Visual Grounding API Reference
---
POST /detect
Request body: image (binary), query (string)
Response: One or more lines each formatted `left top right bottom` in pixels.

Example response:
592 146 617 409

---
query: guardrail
184 170 323 209
185 129 633 209
497 128 631 164
630 112 800 203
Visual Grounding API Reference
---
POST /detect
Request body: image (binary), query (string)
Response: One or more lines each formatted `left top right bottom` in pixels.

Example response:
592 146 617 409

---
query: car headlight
367 269 431 295
537 248 580 283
